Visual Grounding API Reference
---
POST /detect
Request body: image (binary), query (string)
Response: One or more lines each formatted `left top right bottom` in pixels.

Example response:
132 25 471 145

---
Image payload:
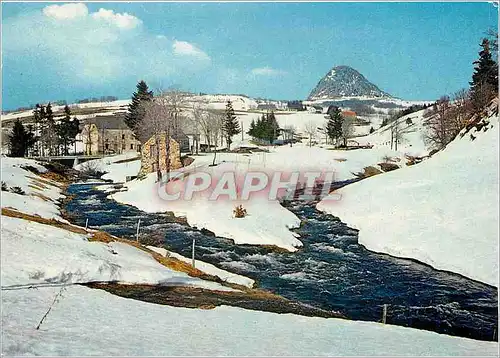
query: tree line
124 80 242 181
8 104 80 157
247 112 280 144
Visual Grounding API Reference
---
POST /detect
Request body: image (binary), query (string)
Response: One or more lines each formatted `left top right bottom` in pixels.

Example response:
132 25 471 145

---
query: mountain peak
308 65 392 100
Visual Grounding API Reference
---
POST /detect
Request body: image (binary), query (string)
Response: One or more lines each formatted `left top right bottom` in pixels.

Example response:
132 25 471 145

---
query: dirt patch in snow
86 283 345 319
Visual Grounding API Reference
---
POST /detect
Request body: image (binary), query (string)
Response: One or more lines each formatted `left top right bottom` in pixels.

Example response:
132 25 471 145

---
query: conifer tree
470 38 498 112
223 100 240 149
56 105 81 155
9 119 35 157
41 103 58 155
326 106 343 144
125 80 153 134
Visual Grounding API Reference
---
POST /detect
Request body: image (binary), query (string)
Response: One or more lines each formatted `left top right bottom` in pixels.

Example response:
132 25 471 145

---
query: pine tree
56 105 81 155
326 106 343 144
125 80 153 134
470 38 498 112
265 111 280 143
247 119 256 138
223 100 241 149
41 103 58 155
9 119 35 157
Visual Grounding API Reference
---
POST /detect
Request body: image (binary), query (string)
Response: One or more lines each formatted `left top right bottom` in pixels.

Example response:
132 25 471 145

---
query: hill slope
318 105 499 286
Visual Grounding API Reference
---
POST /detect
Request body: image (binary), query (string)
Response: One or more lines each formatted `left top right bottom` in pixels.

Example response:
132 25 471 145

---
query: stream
64 182 498 342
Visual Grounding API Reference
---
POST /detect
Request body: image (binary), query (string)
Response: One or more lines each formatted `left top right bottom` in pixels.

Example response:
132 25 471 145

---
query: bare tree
450 89 472 136
189 101 209 155
304 121 317 147
424 96 454 150
390 119 404 151
341 117 355 147
137 100 168 182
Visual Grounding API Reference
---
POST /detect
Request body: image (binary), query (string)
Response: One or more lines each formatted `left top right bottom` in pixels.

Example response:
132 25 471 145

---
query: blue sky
2 1 498 110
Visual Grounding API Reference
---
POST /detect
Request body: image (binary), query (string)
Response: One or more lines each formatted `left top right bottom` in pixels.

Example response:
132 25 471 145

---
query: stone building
139 133 183 176
79 115 141 155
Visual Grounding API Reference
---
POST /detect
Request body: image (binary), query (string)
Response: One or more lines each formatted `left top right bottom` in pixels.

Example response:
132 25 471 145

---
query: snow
355 109 431 157
1 215 233 291
74 152 141 183
2 284 497 356
1 156 64 220
146 245 255 288
317 114 499 286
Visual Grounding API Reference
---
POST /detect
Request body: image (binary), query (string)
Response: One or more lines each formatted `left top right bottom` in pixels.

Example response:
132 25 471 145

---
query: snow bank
317 115 499 286
1 157 64 220
2 285 497 356
147 246 255 288
74 152 141 183
1 216 232 292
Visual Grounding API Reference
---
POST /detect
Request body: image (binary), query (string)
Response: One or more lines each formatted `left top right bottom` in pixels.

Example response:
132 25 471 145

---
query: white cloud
91 8 142 29
251 67 287 76
172 40 210 61
43 3 88 20
3 4 211 84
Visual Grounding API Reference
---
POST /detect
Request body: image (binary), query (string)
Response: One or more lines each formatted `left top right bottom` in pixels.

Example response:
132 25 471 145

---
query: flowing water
64 183 498 341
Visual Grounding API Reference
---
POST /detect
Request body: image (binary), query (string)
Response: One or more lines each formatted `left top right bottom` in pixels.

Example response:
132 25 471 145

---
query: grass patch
27 175 65 190
39 171 72 185
32 193 53 202
1 208 88 234
352 166 382 179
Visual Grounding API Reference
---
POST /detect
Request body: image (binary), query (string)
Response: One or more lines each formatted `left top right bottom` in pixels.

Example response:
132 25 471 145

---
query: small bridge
29 154 112 168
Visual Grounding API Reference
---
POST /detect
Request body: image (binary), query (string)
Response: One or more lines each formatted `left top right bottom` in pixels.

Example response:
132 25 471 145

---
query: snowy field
2 284 497 356
318 113 499 286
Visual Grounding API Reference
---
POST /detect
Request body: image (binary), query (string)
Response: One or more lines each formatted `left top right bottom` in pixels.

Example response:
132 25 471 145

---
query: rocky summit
308 65 392 100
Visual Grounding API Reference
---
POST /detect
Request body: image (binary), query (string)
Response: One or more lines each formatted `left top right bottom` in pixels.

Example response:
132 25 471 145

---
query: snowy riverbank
318 114 499 286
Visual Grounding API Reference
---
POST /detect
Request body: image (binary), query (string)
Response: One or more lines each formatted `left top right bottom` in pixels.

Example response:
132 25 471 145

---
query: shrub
353 166 382 179
233 205 247 218
79 161 106 179
11 186 26 195
378 162 399 172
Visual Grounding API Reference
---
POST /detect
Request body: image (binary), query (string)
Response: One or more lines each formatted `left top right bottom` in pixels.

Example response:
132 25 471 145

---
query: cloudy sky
2 1 498 110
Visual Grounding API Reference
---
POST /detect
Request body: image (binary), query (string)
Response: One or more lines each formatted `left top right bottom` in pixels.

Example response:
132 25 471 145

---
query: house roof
341 110 357 117
85 114 130 130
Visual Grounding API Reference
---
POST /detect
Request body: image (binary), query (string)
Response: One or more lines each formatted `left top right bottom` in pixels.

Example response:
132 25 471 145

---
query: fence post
382 304 387 324
136 218 141 242
191 237 196 268
85 218 88 231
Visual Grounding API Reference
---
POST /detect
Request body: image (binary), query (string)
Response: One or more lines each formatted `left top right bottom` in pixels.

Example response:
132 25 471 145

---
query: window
149 144 156 158
130 144 134 150
122 144 126 150
105 143 109 150
122 134 125 140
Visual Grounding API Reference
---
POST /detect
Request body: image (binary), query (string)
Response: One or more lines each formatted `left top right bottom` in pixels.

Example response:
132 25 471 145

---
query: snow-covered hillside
0 156 231 291
317 111 499 286
355 108 431 157
1 157 65 220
